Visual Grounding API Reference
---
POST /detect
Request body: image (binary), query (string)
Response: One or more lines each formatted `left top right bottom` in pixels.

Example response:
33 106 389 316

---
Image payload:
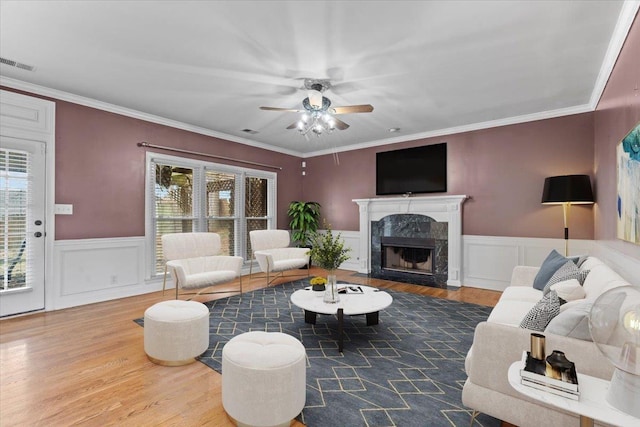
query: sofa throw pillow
567 254 588 268
542 260 589 296
550 279 586 302
532 250 567 291
519 291 564 332
545 301 593 341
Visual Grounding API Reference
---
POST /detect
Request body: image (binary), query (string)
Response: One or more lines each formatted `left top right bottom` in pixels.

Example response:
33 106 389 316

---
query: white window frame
145 152 276 280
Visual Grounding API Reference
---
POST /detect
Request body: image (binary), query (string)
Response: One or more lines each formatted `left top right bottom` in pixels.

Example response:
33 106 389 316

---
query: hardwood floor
0 268 503 426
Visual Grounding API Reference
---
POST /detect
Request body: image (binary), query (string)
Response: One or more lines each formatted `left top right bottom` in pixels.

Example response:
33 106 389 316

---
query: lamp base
606 368 640 418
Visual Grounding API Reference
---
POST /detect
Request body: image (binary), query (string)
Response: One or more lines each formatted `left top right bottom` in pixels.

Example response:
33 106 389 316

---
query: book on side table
519 351 580 400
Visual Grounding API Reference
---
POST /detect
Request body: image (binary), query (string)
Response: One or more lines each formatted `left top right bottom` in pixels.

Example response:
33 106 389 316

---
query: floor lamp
541 175 594 256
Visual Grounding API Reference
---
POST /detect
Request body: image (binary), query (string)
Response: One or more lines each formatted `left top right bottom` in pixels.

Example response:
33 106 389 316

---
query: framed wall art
617 122 640 244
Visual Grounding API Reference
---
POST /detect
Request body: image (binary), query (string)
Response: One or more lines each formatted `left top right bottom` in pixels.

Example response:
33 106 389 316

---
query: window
146 153 276 278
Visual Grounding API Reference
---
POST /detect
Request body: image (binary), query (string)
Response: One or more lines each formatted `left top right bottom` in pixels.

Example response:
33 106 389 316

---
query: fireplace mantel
353 195 468 286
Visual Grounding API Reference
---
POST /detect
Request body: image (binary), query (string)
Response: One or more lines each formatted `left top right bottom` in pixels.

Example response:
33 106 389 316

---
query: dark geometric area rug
137 278 500 427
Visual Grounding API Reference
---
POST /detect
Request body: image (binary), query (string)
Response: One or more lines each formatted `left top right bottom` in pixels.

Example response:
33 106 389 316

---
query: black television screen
376 143 447 195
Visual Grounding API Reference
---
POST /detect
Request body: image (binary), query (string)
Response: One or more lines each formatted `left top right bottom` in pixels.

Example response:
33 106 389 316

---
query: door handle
34 232 43 238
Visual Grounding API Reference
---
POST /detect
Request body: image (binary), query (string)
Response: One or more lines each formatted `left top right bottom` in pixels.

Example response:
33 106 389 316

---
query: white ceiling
0 1 637 157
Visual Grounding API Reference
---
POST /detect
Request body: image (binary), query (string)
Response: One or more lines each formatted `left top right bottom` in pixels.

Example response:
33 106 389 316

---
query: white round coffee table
290 284 393 352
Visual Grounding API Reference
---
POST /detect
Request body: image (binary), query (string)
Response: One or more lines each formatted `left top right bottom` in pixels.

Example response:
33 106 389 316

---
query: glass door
0 137 46 317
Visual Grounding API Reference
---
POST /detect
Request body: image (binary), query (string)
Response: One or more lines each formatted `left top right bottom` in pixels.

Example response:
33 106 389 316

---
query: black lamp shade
541 175 594 204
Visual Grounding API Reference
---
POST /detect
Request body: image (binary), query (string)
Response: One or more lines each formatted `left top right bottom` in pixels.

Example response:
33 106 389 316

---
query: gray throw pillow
545 301 593 341
519 291 563 332
542 260 590 295
533 250 567 291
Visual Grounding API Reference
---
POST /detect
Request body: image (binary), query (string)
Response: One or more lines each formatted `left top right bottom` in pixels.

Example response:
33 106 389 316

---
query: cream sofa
462 256 632 427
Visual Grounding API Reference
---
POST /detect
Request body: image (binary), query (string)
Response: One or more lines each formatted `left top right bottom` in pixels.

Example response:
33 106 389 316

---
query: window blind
1 148 31 290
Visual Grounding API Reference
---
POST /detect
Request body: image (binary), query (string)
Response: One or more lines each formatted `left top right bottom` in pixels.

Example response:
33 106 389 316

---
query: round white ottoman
144 300 209 366
222 331 306 427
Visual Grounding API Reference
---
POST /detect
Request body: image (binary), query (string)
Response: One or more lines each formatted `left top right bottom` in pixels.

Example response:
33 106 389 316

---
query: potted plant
287 201 321 247
308 223 351 303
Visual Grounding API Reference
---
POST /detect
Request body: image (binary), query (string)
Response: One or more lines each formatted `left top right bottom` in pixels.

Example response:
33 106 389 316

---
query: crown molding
0 77 305 157
305 1 639 159
3 0 636 162
302 103 593 158
589 0 640 109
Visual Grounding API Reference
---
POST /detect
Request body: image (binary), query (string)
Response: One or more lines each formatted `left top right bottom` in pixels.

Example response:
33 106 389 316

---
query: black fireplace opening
381 237 435 276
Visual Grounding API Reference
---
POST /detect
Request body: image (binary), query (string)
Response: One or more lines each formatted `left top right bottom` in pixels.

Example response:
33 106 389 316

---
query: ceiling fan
259 79 374 138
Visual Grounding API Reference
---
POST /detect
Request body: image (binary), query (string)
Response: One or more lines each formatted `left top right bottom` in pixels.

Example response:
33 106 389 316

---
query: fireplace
369 213 447 287
354 195 467 287
381 237 435 275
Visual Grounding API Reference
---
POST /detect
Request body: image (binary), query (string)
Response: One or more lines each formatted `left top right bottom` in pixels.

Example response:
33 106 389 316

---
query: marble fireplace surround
353 195 468 287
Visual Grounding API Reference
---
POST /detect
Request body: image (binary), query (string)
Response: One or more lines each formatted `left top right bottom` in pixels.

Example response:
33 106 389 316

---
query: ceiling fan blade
286 121 299 130
332 117 350 130
330 104 374 114
260 106 304 112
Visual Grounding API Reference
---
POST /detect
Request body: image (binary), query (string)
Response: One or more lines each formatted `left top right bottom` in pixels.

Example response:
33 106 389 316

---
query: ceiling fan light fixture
260 79 373 140
309 89 323 109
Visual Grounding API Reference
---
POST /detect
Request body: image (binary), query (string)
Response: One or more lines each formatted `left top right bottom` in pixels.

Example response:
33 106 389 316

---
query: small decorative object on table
310 276 326 292
519 350 580 400
324 272 338 303
308 222 351 304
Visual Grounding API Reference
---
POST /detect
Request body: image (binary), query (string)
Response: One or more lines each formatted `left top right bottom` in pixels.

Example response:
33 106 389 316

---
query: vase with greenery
308 223 351 303
287 201 321 247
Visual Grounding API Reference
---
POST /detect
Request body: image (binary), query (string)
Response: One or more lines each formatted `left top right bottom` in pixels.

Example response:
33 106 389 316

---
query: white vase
323 273 339 303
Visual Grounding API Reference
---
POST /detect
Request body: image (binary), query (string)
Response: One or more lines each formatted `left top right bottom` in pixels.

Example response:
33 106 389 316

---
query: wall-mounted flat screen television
376 143 447 195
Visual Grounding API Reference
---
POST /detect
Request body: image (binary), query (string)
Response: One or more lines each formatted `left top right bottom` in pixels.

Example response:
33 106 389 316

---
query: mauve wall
303 113 595 239
0 89 304 240
594 13 640 261
4 12 637 247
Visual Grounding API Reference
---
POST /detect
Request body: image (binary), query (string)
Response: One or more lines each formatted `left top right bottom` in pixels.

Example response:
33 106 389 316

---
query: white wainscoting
333 230 361 272
49 234 639 310
591 242 640 286
52 237 152 310
462 236 594 291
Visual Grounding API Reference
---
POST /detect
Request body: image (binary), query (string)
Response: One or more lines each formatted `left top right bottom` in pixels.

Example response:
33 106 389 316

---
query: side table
508 361 639 427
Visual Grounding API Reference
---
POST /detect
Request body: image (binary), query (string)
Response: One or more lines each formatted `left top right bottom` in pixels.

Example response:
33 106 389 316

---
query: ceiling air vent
242 129 259 135
0 57 36 72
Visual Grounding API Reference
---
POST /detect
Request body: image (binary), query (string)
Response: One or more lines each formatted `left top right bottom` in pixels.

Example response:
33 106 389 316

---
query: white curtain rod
137 141 283 170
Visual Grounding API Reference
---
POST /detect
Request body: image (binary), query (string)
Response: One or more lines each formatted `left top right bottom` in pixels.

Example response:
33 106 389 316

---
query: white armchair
161 232 243 299
249 230 310 285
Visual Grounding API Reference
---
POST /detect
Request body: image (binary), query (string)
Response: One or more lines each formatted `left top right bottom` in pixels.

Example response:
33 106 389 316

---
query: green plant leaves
288 201 321 246
308 223 351 271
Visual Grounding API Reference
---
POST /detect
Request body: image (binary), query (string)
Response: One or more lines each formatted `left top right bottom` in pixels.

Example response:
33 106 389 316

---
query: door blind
1 148 31 290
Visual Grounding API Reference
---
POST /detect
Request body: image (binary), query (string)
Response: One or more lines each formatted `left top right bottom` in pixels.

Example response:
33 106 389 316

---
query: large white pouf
144 300 210 366
222 331 306 427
